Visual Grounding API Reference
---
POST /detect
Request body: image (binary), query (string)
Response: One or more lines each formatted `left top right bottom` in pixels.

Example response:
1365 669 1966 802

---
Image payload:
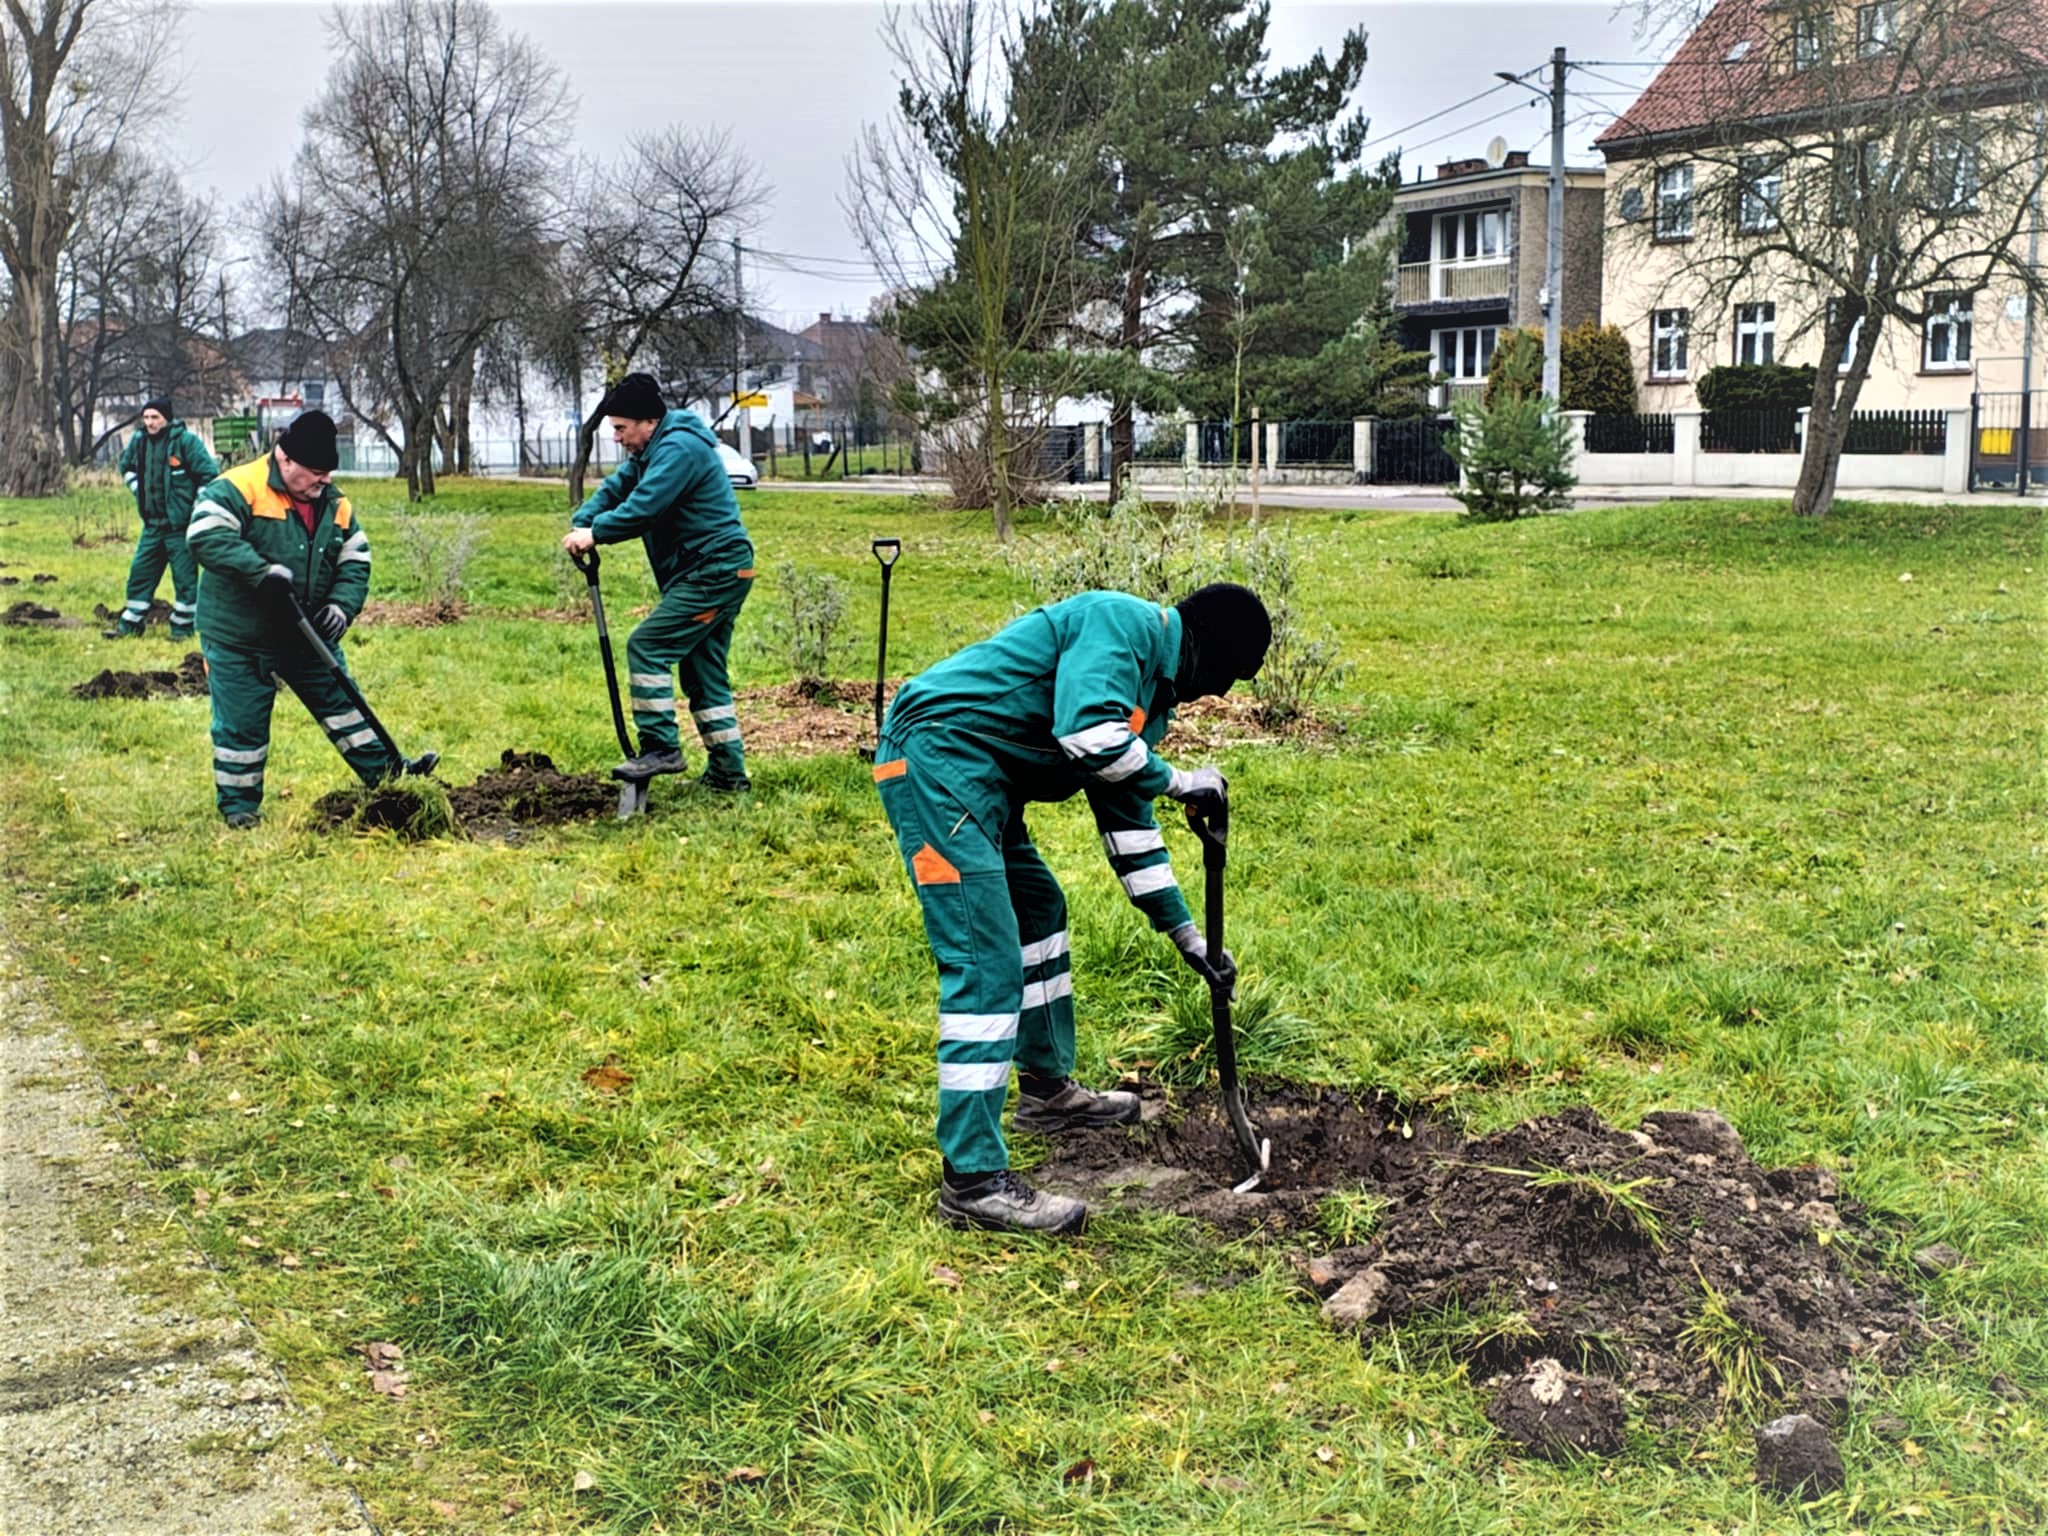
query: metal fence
1701 408 1803 454
1277 420 1353 467
1841 409 1947 456
1971 391 2044 492
1194 420 1253 466
1369 417 1459 484
1586 413 1675 454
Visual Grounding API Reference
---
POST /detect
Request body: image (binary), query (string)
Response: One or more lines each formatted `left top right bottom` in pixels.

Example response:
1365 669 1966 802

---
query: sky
173 1 1670 330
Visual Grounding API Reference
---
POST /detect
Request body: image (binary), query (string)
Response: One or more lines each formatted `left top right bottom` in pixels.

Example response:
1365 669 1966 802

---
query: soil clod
92 599 173 627
1753 1412 1845 1498
3 602 78 628
445 750 616 833
1485 1358 1628 1459
71 652 209 700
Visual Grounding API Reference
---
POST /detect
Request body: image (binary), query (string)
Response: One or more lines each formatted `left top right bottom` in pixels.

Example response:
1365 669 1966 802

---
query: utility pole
2018 103 2042 498
732 236 752 463
1497 50 1569 402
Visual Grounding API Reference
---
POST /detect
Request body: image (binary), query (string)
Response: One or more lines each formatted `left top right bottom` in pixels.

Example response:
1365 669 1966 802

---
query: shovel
1185 798 1271 1192
284 595 438 781
858 537 901 764
568 546 654 819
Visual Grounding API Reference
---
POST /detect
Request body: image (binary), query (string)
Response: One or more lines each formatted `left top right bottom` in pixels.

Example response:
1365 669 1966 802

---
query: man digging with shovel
874 584 1270 1234
561 373 755 795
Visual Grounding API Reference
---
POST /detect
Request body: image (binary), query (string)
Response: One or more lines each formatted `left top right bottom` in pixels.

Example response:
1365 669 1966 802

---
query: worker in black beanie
107 395 220 638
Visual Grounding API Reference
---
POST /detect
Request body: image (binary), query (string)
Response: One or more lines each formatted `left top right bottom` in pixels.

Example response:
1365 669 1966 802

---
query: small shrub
1449 340 1576 523
1008 476 1222 608
1696 362 1817 415
1484 324 1639 414
1242 523 1350 727
387 507 483 620
762 559 850 692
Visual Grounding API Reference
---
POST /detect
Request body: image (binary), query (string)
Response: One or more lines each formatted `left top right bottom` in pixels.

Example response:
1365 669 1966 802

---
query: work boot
937 1169 1087 1235
397 751 440 779
223 811 261 830
613 747 685 780
1014 1077 1141 1134
101 621 143 639
696 772 752 795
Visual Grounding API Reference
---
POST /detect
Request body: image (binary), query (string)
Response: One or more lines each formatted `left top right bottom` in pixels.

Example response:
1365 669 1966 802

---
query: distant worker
874 584 1270 1235
561 372 755 792
184 410 424 827
106 396 220 640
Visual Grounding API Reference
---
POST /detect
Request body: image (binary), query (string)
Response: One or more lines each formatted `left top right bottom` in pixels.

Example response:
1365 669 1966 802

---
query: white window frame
1738 154 1783 233
1827 300 1869 374
1436 208 1508 265
1929 137 1981 212
1651 309 1691 379
1923 293 1973 371
1432 325 1500 404
1654 164 1694 239
1734 302 1777 366
1856 2 1897 58
1792 15 1828 71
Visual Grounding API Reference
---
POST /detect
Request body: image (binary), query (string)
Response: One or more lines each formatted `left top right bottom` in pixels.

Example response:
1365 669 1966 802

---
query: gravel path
1 953 372 1535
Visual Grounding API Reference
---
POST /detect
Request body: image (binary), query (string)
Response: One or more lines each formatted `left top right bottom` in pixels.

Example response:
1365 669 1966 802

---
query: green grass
1 480 2043 1533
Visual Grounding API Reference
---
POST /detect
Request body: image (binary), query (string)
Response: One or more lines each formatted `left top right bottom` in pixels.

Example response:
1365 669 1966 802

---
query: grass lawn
0 480 2041 1534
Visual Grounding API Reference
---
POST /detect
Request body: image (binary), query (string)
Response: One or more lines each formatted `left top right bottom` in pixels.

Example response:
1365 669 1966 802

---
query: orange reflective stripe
735 567 755 579
872 759 907 782
911 843 961 885
1129 706 1147 734
693 609 720 624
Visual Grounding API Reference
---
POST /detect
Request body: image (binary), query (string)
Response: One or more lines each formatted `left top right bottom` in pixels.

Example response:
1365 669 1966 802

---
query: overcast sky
174 0 1665 329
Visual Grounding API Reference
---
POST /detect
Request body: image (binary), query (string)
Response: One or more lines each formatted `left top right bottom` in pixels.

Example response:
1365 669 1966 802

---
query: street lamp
1497 51 1568 404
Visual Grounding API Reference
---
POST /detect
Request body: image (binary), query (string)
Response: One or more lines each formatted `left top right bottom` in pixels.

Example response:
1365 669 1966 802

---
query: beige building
1595 0 2048 418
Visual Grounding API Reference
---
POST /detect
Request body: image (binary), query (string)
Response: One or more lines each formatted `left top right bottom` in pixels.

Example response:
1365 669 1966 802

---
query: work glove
311 602 350 645
257 563 295 602
1166 764 1227 818
1170 921 1237 998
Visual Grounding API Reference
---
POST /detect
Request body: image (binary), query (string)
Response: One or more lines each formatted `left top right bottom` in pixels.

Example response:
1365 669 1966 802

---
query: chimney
1504 151 1530 169
819 312 831 325
1437 157 1490 181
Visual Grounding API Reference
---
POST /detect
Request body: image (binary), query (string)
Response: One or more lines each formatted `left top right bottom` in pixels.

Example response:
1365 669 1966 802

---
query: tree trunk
1108 254 1144 500
568 405 605 505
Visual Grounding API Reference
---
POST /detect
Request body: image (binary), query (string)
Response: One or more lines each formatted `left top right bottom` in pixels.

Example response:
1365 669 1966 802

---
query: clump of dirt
93 599 173 627
3 602 79 628
312 778 457 840
33 572 56 583
355 598 462 628
445 750 616 833
1035 1088 1922 1421
70 652 209 700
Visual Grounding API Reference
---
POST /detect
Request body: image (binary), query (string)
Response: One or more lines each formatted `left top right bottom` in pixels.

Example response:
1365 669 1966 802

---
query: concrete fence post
1084 422 1103 481
1672 409 1702 487
1264 421 1281 472
1941 405 1972 496
1184 419 1199 469
1562 410 1591 476
1354 418 1373 481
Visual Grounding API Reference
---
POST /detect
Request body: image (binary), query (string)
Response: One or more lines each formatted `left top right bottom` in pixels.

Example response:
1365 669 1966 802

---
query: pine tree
1449 333 1576 522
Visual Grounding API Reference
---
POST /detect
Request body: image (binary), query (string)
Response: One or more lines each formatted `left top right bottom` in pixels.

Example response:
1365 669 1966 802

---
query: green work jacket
119 422 219 530
185 455 370 650
571 409 752 588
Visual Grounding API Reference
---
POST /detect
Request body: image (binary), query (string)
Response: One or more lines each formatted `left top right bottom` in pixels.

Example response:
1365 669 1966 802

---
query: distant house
1389 150 1607 406
228 329 350 452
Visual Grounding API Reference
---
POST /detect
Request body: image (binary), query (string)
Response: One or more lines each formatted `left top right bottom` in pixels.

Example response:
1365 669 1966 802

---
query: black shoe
224 811 261 830
937 1170 1087 1234
696 772 752 794
1014 1079 1141 1134
613 748 685 780
101 622 142 639
402 751 439 778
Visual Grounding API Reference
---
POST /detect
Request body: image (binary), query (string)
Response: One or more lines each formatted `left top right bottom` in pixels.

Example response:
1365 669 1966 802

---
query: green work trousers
118 522 198 633
874 735 1077 1175
201 635 397 818
624 566 753 783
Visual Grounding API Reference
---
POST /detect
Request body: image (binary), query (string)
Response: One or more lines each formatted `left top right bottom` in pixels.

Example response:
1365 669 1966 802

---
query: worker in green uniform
561 373 755 792
106 397 221 639
874 583 1271 1234
184 410 421 827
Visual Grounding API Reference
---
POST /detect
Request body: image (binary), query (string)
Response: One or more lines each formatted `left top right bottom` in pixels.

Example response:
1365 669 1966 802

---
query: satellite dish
1485 136 1510 168
1619 186 1646 222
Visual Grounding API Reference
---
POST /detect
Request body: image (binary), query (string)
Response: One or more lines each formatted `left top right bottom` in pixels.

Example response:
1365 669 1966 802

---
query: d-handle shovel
568 546 650 819
284 595 438 781
1185 799 1271 1193
858 537 901 764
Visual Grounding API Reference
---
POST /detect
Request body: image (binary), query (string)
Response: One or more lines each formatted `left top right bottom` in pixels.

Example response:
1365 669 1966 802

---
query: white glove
1170 921 1236 996
1166 765 1227 816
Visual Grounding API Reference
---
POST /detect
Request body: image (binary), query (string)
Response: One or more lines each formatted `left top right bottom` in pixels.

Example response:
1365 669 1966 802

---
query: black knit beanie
601 372 666 421
1173 583 1271 700
277 409 340 473
142 395 173 420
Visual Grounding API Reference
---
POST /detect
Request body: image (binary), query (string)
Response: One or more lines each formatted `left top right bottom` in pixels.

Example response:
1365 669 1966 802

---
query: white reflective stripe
939 1011 1020 1043
340 532 369 553
184 511 238 537
692 705 736 723
322 710 364 730
334 728 379 749
1057 721 1131 760
628 673 671 690
214 745 269 764
122 602 150 616
124 474 139 491
700 727 742 744
938 1060 1013 1093
1096 739 1151 782
338 547 372 565
1102 828 1165 857
1121 864 1179 899
214 770 264 786
1021 973 1074 1012
631 701 671 716
171 602 196 616
1020 931 1071 968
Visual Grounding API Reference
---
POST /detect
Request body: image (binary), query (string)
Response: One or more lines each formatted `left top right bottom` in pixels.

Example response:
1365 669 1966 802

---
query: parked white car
717 442 760 489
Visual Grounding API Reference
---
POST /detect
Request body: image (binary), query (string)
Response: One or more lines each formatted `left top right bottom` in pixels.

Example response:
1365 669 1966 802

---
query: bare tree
847 0 1099 537
260 0 567 499
554 128 761 503
1608 0 2048 516
0 0 178 495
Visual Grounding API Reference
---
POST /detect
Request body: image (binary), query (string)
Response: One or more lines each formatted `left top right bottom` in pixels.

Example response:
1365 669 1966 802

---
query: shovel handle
872 537 901 568
569 544 599 577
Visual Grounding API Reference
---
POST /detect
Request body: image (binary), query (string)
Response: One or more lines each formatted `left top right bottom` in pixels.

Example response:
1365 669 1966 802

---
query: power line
1360 75 1531 154
1397 99 1545 159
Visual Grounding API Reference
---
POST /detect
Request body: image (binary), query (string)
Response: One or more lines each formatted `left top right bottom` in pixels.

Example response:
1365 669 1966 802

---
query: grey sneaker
1014 1079 1141 1134
613 748 685 780
937 1170 1087 1235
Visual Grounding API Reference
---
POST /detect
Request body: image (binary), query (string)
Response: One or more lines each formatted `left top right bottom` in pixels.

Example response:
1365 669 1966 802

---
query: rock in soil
1034 1087 1923 1418
1485 1358 1628 1459
3 602 79 628
1754 1412 1846 1498
70 653 209 700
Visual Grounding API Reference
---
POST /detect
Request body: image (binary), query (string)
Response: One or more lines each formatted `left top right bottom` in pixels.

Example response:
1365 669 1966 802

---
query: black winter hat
142 395 173 420
1173 582 1271 700
277 409 340 473
601 372 666 421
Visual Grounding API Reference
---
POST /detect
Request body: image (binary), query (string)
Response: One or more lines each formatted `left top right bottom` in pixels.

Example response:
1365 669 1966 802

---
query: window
1827 300 1870 373
1437 208 1508 263
1651 309 1691 378
1929 137 1981 212
1791 15 1830 71
1923 293 1972 370
1837 139 1896 218
1655 165 1694 239
1734 302 1777 366
1738 154 1783 233
1856 2 1897 58
1435 326 1500 380
302 380 326 408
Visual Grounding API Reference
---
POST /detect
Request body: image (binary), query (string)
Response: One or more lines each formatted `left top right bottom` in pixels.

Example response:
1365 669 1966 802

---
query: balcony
1398 259 1513 306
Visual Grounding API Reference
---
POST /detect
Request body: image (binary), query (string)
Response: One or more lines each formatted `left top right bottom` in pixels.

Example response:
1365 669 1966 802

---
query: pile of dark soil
3 602 79 628
0 572 56 586
1035 1087 1923 1426
93 599 172 627
445 750 615 832
311 778 457 839
71 652 209 700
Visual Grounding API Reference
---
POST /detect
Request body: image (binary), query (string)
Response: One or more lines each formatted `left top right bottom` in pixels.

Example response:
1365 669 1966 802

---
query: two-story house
1390 147 1608 406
